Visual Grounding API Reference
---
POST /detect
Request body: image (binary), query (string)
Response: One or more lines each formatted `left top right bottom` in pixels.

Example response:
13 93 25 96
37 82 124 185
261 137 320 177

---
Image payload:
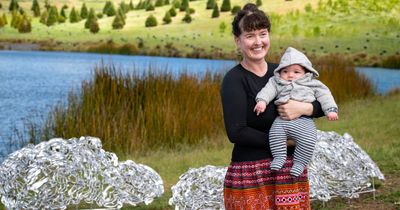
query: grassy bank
0 0 399 66
24 55 374 158
129 92 400 209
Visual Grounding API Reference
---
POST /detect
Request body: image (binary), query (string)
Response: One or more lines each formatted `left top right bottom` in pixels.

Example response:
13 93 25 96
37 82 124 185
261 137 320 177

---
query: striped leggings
269 116 317 177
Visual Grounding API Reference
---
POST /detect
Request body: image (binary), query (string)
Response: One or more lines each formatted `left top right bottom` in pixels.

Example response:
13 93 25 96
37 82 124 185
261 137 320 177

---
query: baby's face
280 64 306 81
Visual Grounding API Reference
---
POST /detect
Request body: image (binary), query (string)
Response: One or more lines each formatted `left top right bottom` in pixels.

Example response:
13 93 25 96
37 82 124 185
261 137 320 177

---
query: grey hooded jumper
255 47 338 177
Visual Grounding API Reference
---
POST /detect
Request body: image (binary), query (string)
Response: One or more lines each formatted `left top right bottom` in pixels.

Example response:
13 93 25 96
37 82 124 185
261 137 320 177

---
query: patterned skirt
224 156 310 210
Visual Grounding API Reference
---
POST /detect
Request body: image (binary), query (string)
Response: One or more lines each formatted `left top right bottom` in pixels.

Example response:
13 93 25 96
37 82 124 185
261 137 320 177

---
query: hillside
0 0 399 65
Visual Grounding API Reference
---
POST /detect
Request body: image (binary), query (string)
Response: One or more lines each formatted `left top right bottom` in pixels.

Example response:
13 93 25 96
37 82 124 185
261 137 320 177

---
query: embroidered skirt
224 156 310 210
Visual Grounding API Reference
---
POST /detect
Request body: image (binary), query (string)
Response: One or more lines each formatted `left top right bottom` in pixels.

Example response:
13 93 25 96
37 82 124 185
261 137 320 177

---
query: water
1 50 400 161
0 50 236 160
355 67 400 94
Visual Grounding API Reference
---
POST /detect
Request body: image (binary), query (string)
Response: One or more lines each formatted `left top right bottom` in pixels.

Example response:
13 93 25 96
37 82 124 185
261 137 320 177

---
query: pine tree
145 3 155 11
60 7 67 18
112 14 124 29
231 5 240 15
40 10 48 24
220 0 231 12
9 0 20 11
18 14 31 33
182 12 192 23
145 14 157 27
155 0 164 7
90 19 99 33
3 14 7 25
129 0 134 10
163 10 171 24
206 0 215 10
85 8 96 29
179 0 189 11
11 11 22 28
211 4 219 18
169 7 176 17
105 2 116 16
69 7 79 23
80 3 88 19
46 6 58 26
31 0 41 17
256 0 262 7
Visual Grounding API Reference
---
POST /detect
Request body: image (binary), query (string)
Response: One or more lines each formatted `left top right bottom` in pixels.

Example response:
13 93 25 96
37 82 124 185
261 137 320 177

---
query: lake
1 50 399 161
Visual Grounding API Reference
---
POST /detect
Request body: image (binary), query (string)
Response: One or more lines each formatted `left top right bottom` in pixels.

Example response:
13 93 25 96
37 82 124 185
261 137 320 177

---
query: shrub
60 7 67 18
219 21 226 33
187 8 195 14
112 14 125 29
18 14 31 33
69 7 80 23
220 0 231 12
305 3 312 12
80 3 88 19
163 11 172 24
90 20 100 33
0 14 5 28
146 3 155 11
231 5 240 15
129 0 134 10
173 0 181 8
31 0 41 17
155 0 164 7
211 4 219 18
256 0 262 7
145 15 157 27
2 14 7 25
180 0 189 11
169 7 177 17
103 1 116 16
40 10 48 24
206 0 215 10
182 12 192 23
97 13 103 19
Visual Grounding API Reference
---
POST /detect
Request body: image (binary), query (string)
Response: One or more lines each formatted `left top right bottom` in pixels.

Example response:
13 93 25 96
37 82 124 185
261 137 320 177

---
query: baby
254 47 338 177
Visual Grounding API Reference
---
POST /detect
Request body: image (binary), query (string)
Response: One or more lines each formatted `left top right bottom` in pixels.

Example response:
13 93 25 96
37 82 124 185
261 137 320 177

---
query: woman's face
235 28 270 63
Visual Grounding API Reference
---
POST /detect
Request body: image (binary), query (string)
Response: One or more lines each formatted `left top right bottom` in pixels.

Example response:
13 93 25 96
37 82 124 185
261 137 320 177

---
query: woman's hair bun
242 3 258 12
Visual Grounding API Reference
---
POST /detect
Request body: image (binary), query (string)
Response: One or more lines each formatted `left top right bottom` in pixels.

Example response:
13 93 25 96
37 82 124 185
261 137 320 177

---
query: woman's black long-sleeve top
221 63 324 162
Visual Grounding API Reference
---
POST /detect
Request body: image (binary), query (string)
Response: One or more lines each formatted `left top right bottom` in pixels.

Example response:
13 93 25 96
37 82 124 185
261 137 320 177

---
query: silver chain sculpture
0 136 164 209
169 131 384 209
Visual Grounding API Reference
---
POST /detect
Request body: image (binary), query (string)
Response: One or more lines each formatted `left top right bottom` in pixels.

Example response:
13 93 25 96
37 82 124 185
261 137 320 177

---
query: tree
164 0 170 5
211 4 219 18
169 7 176 17
69 7 80 23
0 16 4 28
11 11 22 28
145 3 155 11
40 10 48 24
179 0 189 11
129 0 134 10
9 0 20 11
206 0 215 10
31 0 41 17
182 12 192 23
85 8 96 29
46 6 58 26
18 14 31 33
3 14 7 25
104 2 116 16
80 3 88 19
0 2 2 9
145 15 157 27
220 0 231 12
231 5 240 15
60 7 67 19
256 0 262 7
163 10 171 24
90 19 100 33
172 0 180 9
155 0 164 7
112 14 124 29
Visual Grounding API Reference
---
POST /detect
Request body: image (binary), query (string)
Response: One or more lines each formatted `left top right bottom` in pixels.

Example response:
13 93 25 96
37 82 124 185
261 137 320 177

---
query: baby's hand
327 112 339 121
254 101 267 116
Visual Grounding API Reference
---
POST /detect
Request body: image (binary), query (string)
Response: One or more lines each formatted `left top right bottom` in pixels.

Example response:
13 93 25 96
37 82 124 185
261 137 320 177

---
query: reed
380 55 400 69
31 55 375 156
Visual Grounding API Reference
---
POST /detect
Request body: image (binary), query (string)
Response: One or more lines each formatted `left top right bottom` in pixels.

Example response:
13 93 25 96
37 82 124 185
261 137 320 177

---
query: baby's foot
270 157 286 171
290 163 305 177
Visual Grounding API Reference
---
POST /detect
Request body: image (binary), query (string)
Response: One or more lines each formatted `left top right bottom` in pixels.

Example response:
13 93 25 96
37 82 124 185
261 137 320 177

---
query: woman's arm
221 71 268 147
277 100 324 120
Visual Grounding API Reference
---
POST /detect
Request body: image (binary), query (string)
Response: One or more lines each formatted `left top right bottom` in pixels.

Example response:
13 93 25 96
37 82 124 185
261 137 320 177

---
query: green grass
1 0 400 65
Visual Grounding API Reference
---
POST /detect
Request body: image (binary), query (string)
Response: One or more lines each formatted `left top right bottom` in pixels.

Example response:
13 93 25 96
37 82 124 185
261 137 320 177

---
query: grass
1 0 400 66
109 92 400 209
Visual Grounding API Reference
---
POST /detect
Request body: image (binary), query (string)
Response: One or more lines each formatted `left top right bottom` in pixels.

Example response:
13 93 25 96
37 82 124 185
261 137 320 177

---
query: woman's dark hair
232 3 271 37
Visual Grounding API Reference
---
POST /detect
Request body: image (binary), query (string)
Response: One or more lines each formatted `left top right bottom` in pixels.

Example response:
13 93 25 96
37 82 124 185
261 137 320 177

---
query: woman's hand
277 100 313 120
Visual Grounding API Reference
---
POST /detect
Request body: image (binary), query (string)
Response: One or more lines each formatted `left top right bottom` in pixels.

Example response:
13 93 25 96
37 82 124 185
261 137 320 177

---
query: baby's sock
290 163 305 177
270 157 286 171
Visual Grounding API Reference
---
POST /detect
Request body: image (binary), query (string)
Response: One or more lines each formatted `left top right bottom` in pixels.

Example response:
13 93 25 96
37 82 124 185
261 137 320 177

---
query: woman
220 3 324 209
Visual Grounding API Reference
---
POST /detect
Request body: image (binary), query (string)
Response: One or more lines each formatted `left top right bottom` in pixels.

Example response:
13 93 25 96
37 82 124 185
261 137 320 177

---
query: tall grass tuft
30 56 374 156
40 65 224 156
380 55 400 69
